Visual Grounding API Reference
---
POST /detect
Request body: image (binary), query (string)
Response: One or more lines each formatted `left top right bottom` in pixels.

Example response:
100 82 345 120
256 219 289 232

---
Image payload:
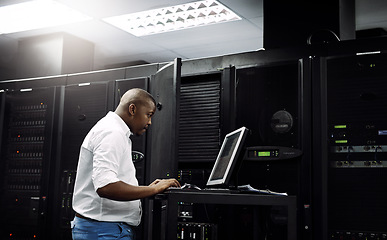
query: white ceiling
1 0 387 70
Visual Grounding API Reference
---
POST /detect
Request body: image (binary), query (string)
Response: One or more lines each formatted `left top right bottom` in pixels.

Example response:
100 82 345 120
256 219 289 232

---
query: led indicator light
334 125 347 129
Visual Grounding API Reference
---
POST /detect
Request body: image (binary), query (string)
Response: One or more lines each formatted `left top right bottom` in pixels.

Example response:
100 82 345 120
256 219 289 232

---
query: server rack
314 51 387 240
144 59 181 240
54 81 114 239
177 71 224 188
171 56 312 239
146 58 181 182
233 59 312 240
0 87 59 239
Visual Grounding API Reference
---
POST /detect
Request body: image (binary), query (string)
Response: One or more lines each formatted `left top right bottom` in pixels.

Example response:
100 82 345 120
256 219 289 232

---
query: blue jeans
71 216 135 240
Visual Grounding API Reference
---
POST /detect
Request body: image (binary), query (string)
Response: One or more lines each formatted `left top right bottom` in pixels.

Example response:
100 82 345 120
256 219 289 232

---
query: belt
75 213 134 228
75 213 99 222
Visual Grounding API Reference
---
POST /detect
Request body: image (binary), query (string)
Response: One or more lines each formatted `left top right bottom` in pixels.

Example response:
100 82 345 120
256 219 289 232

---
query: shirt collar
107 111 133 137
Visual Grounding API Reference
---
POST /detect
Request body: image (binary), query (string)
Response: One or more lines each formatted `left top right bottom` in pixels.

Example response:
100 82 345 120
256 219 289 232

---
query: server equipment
176 71 223 188
317 52 387 239
0 87 59 239
54 81 113 239
170 59 310 239
235 62 303 193
234 60 311 239
177 222 218 240
147 58 181 182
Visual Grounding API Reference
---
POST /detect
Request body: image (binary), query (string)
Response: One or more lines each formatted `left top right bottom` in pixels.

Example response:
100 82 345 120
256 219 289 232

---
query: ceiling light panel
103 0 241 36
0 0 91 34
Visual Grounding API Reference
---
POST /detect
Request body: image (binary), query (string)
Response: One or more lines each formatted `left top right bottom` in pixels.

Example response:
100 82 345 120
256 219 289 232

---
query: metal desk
153 191 297 240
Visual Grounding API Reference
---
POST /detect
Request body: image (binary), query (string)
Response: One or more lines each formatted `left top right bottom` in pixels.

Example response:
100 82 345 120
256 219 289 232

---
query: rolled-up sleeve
91 130 127 190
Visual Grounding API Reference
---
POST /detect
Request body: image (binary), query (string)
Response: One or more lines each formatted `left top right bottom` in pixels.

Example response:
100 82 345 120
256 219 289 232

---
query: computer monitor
206 126 249 187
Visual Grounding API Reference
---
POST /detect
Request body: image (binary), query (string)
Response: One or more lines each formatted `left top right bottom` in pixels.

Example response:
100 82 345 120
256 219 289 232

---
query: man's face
131 100 155 136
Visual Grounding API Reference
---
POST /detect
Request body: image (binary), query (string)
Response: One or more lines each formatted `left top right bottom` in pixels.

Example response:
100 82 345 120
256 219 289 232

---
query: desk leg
152 199 161 240
166 196 179 240
288 201 297 240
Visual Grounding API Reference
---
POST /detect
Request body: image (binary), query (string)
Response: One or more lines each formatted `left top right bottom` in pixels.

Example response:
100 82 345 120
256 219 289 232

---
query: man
71 88 180 240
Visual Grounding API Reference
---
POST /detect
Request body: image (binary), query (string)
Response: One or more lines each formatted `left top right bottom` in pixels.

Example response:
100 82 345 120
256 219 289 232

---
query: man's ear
128 104 136 116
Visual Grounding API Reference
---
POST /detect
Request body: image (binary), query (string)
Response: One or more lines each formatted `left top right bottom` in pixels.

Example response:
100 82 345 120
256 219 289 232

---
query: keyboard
165 186 233 193
202 188 234 193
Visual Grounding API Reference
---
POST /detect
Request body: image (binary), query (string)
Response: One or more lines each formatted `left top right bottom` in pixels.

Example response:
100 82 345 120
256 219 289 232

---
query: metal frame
153 192 297 240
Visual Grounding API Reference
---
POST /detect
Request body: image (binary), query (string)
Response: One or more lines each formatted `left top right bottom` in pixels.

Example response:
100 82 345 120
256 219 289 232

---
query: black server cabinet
170 67 254 240
176 67 235 188
234 60 311 240
146 58 181 182
315 52 387 240
178 73 222 164
171 61 307 240
0 87 59 239
145 59 181 240
235 61 301 191
53 81 113 239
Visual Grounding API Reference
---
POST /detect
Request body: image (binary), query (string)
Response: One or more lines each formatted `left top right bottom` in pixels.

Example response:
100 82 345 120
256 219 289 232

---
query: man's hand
149 178 181 193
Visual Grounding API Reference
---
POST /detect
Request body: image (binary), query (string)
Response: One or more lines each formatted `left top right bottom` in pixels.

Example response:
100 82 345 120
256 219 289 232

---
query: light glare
0 0 92 34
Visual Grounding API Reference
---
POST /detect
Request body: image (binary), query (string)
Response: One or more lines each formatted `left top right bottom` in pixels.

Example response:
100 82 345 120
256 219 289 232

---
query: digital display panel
258 151 271 157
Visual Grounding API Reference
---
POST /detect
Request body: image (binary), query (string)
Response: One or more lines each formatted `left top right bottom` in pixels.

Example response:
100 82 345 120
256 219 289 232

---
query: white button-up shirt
72 111 141 226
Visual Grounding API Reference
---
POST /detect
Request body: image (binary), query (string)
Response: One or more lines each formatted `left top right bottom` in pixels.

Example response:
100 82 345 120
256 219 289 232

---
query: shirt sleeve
91 129 129 190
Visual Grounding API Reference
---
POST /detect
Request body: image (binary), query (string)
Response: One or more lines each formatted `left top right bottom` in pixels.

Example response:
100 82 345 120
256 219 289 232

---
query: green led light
334 125 347 129
335 140 348 144
258 151 271 157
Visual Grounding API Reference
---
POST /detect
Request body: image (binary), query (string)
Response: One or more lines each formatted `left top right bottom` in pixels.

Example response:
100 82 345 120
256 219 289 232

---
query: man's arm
96 178 180 201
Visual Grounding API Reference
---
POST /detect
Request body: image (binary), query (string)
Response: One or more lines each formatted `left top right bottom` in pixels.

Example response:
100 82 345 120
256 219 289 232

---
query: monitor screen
206 126 249 187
